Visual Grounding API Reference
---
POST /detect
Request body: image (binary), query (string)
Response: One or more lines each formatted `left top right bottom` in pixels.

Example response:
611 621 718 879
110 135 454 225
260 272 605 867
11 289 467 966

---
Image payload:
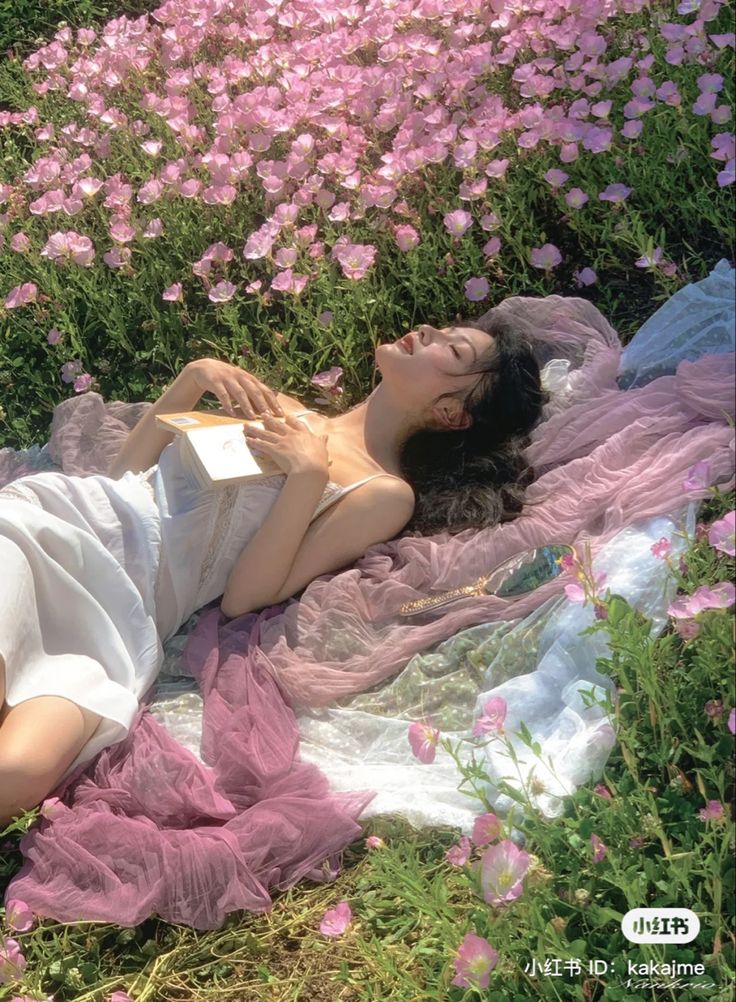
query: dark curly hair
399 312 550 535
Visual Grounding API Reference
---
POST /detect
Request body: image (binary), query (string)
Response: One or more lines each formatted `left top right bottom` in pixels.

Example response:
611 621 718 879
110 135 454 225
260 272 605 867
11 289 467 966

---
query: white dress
0 411 402 775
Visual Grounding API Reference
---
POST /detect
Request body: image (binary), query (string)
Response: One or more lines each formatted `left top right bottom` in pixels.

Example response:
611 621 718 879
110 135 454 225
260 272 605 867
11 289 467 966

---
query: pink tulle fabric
8 607 373 929
3 293 734 929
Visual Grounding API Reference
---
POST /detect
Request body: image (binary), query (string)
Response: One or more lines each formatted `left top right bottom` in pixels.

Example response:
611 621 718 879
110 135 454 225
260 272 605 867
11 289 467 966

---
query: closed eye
451 345 461 358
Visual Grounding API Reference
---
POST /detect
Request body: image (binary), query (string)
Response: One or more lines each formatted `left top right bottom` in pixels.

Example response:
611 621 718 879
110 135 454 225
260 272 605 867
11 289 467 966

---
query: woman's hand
185 357 284 419
244 414 330 477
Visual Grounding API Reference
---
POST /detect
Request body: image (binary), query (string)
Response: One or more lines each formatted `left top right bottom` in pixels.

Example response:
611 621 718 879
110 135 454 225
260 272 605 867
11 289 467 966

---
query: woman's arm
220 476 415 619
220 467 329 618
109 357 289 478
107 363 204 478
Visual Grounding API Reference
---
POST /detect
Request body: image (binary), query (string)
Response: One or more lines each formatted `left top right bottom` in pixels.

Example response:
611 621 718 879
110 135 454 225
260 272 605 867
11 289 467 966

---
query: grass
0 0 734 998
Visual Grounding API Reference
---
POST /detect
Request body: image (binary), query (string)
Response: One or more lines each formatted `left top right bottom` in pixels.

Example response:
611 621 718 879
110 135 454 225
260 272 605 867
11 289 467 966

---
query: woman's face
376 324 495 416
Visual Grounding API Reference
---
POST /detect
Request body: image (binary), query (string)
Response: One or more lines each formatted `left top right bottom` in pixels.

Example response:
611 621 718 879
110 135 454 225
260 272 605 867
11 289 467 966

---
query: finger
269 395 284 416
261 418 288 437
226 386 256 418
242 378 273 416
243 377 283 416
213 384 236 416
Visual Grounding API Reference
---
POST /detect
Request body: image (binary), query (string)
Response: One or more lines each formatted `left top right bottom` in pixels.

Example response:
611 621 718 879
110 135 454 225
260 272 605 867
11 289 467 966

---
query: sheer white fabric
618 258 735 389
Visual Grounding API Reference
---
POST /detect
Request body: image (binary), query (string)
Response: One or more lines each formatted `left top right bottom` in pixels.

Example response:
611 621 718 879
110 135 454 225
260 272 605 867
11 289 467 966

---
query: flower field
0 0 734 998
0 0 733 446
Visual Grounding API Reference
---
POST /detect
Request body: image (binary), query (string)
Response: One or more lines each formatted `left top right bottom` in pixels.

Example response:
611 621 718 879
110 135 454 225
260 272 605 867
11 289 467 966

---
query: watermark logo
621 908 700 944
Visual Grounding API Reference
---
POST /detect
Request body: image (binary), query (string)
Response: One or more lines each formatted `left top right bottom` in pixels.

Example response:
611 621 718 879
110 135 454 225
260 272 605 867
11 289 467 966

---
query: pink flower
318 310 333 326
40 796 63 820
4 900 33 933
103 245 131 269
471 812 502 846
635 245 663 268
365 836 385 850
445 836 472 866
74 373 93 393
667 581 735 619
208 281 237 303
451 932 499 990
394 224 420 251
673 618 700 641
708 511 735 555
274 247 298 269
479 839 530 906
574 267 597 286
271 269 309 295
564 571 607 604
319 900 352 937
162 283 183 302
10 233 31 253
332 242 376 280
109 219 136 243
201 240 233 264
650 537 672 559
408 720 440 763
4 282 38 308
472 696 507 738
0 937 27 984
594 784 612 799
728 708 735 734
565 187 589 209
310 366 343 393
530 243 562 270
482 237 502 258
591 833 607 863
464 277 490 302
47 327 62 345
41 231 95 266
443 209 473 238
683 460 711 492
143 219 164 239
698 800 725 822
599 183 632 202
109 993 135 1002
544 169 569 189
61 360 83 384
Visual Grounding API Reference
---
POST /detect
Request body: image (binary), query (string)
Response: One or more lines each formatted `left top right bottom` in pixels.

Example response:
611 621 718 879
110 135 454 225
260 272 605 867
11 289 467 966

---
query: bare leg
0 653 9 731
0 691 101 826
0 652 5 719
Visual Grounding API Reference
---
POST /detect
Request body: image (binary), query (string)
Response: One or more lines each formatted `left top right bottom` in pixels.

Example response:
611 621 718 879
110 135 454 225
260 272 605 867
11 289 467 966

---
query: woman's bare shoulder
274 390 311 415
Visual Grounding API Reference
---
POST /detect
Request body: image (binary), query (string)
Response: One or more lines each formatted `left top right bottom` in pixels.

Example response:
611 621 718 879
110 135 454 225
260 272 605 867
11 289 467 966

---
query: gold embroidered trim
197 484 239 594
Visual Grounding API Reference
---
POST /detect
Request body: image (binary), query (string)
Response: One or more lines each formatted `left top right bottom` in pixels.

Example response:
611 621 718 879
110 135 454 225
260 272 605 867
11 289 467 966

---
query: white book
155 410 282 488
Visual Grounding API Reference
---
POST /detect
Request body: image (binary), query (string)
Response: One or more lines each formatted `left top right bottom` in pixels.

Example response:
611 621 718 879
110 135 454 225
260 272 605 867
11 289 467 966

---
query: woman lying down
0 315 548 824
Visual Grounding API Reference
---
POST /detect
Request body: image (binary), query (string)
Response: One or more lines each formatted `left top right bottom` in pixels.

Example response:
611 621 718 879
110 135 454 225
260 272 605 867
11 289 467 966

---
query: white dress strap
310 473 406 522
341 473 405 493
